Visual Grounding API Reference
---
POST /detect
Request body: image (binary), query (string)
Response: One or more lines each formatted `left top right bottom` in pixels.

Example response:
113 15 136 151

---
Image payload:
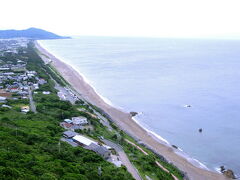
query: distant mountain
0 27 70 39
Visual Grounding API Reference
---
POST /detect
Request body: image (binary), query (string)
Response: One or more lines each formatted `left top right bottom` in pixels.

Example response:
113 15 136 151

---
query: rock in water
130 111 138 117
220 166 225 173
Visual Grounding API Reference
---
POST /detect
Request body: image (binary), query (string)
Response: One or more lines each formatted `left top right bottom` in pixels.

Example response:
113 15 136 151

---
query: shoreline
35 40 228 180
131 115 210 170
131 115 206 168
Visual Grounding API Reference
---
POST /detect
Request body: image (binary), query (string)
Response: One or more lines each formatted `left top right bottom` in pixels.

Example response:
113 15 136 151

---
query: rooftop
63 131 77 138
73 135 97 146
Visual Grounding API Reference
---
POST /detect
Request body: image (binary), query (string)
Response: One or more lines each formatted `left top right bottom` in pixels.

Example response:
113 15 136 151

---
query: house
86 143 111 159
64 119 72 124
57 92 66 101
60 121 84 130
27 71 37 74
33 84 39 90
63 131 77 139
60 122 73 129
72 135 111 159
9 88 19 93
17 60 24 63
73 135 97 147
71 124 85 130
1 104 12 108
72 116 88 125
22 76 28 81
38 79 47 85
27 71 37 78
42 91 50 95
21 106 30 113
22 86 28 91
18 90 28 96
0 96 6 103
3 72 14 76
0 67 10 71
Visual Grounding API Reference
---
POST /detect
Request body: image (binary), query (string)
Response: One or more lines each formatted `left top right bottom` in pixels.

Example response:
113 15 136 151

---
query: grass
47 64 69 86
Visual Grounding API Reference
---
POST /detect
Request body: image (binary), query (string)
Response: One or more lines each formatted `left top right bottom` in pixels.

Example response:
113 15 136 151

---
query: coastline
35 40 228 180
131 115 210 170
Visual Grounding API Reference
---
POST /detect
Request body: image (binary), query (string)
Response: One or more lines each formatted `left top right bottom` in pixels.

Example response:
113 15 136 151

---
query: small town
0 39 47 113
0 39 124 167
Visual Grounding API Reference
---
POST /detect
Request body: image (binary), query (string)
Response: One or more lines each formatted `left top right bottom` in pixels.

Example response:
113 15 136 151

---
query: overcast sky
1 0 240 38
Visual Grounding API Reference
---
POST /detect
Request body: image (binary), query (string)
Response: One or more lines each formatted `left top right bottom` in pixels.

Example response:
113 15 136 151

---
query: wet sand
35 41 228 180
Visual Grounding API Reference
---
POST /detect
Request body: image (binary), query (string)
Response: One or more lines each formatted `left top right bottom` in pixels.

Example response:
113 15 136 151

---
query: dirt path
125 139 148 155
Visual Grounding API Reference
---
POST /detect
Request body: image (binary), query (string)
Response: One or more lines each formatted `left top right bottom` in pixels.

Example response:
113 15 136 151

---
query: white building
38 79 47 85
21 106 30 113
0 67 10 71
64 119 72 124
0 96 6 103
57 92 66 101
72 135 111 159
2 104 12 108
72 116 88 125
33 84 39 90
42 91 50 95
73 135 97 146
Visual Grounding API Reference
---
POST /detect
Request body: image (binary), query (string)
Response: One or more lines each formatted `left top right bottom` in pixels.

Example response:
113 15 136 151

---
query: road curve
103 139 142 180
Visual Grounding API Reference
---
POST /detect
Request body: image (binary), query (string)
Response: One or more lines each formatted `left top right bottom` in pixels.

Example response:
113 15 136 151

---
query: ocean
39 37 240 175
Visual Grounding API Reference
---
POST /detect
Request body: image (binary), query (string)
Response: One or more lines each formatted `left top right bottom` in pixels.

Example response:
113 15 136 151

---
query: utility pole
58 141 61 153
98 166 102 177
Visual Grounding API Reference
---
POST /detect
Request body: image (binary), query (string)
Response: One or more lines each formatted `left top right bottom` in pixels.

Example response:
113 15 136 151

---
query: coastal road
29 87 37 113
52 74 113 132
94 110 113 131
103 139 142 180
54 83 77 104
62 82 114 131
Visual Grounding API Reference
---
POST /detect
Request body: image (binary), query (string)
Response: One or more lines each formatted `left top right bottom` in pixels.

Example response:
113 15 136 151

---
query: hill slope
0 28 69 39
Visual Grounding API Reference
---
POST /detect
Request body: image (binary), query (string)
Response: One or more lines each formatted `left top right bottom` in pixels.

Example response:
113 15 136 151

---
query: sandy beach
35 41 228 180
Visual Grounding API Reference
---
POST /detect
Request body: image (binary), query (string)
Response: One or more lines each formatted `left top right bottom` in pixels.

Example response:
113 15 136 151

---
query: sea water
39 37 240 175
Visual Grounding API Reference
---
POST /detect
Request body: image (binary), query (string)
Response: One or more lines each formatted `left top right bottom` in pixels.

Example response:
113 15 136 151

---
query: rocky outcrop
223 169 235 179
220 166 236 179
